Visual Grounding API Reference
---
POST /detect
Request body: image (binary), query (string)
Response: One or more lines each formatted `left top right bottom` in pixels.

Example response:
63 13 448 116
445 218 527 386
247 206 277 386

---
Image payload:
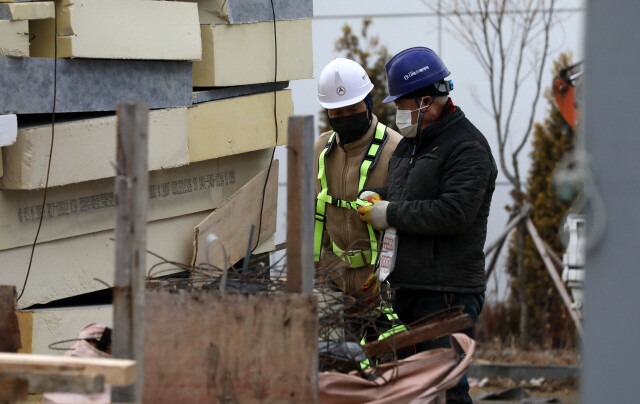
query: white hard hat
317 58 374 109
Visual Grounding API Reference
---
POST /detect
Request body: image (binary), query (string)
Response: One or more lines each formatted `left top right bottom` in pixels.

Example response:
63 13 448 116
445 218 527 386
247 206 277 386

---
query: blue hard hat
383 47 451 103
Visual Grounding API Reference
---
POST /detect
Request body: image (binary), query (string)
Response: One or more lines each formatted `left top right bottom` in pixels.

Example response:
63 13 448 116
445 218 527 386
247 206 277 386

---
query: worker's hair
434 95 449 105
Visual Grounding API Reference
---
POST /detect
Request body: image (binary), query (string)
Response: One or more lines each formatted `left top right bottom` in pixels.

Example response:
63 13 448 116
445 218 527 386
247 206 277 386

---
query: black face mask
328 111 371 144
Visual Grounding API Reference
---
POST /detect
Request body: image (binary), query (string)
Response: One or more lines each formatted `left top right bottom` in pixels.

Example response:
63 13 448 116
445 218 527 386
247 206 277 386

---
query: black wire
251 0 278 253
17 15 58 302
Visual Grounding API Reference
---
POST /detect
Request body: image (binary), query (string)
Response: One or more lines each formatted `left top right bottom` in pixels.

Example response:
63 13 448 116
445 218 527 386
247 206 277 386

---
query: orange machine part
553 76 579 130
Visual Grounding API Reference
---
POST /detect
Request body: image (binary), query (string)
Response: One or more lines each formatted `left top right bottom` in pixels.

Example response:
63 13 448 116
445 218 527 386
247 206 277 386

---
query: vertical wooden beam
0 286 21 353
286 116 314 294
112 103 149 402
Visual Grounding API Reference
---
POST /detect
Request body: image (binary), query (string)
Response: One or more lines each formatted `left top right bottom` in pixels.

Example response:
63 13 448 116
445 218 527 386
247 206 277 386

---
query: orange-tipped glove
357 193 390 230
362 272 380 304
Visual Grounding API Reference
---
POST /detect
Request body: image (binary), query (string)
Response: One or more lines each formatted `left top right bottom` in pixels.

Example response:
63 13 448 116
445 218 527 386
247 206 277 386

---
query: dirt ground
469 340 580 403
470 376 580 403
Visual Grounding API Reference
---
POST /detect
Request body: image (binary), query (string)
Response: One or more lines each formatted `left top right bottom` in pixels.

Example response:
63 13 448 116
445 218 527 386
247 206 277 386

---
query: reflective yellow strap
314 133 336 262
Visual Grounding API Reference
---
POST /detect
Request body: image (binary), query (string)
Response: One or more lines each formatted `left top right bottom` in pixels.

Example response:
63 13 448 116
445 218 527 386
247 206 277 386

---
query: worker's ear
422 96 433 108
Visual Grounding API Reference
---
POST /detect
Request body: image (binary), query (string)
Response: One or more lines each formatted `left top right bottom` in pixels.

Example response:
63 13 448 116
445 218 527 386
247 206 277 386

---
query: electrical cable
17 16 58 302
251 0 278 254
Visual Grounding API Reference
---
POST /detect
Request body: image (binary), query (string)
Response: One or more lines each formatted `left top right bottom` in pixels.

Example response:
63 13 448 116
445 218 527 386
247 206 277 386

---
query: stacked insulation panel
0 0 312 351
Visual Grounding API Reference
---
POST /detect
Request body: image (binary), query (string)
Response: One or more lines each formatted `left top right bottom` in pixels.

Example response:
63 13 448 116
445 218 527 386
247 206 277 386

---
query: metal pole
524 217 584 338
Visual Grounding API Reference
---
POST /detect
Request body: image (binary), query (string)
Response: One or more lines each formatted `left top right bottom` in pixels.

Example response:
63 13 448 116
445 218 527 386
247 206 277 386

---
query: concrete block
3 211 210 308
192 81 288 104
0 56 192 114
188 89 291 162
0 114 17 147
29 0 201 60
0 2 53 20
188 0 312 25
193 19 312 87
0 20 28 56
1 108 190 190
0 148 274 251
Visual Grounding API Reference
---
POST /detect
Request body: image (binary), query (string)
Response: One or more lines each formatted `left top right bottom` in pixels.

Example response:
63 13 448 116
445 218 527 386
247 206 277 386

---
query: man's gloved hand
358 198 390 230
362 272 380 304
358 191 381 204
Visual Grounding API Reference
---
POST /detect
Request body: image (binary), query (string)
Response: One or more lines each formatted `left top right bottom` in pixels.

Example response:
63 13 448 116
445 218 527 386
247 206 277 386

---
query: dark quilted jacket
370 107 497 292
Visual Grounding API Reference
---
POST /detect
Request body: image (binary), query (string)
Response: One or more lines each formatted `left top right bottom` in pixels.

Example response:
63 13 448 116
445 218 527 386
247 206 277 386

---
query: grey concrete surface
0 57 192 114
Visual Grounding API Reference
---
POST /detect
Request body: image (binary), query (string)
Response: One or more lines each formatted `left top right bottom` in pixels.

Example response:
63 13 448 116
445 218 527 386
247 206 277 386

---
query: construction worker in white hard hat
314 58 402 343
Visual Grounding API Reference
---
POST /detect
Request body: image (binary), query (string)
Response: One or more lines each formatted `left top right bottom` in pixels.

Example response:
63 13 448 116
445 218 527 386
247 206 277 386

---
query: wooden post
112 103 148 402
286 116 314 294
524 217 584 338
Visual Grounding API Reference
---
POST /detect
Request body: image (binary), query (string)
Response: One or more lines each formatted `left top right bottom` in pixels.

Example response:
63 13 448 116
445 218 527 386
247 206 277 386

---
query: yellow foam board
0 148 273 252
193 19 312 87
1 108 190 190
29 0 201 60
0 2 54 20
188 90 291 162
187 0 227 25
0 19 28 56
18 306 112 355
2 211 201 308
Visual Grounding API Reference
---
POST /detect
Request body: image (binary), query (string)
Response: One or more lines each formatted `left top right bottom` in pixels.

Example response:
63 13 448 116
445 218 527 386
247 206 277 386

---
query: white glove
358 190 378 201
370 201 390 230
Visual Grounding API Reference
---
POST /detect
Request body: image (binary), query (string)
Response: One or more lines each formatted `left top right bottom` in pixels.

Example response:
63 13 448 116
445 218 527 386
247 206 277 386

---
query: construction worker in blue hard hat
314 58 402 342
357 47 498 403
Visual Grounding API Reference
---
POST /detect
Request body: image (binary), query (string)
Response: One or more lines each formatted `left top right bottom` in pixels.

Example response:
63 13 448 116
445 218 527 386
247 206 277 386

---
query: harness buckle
344 249 372 268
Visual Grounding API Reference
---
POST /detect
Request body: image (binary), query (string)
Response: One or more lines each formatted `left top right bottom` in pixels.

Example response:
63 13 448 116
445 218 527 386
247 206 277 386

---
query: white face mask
395 98 430 138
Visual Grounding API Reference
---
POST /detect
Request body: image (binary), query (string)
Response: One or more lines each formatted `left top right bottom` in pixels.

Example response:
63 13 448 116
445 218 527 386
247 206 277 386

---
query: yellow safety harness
314 123 388 267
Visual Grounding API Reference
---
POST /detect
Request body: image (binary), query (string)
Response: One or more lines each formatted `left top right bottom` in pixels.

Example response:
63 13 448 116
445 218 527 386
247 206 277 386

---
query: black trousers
392 289 485 404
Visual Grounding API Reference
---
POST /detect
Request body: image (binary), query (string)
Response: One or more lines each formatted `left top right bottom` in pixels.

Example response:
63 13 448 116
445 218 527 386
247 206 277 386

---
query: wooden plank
0 286 21 353
0 56 192 115
192 161 278 270
0 19 28 56
362 314 473 358
112 103 148 402
1 370 104 394
0 353 135 386
144 290 318 403
188 90 291 163
286 116 314 294
0 148 273 252
193 19 312 87
1 108 189 190
0 374 28 401
0 1 53 20
187 0 312 25
30 0 201 60
4 212 209 309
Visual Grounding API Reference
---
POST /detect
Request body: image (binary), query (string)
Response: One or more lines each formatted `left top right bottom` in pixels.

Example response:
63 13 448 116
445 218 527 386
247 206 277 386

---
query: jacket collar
336 114 379 156
416 107 465 147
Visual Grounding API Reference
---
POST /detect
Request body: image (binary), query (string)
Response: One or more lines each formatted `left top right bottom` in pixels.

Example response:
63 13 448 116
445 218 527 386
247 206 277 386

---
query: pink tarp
319 333 474 404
